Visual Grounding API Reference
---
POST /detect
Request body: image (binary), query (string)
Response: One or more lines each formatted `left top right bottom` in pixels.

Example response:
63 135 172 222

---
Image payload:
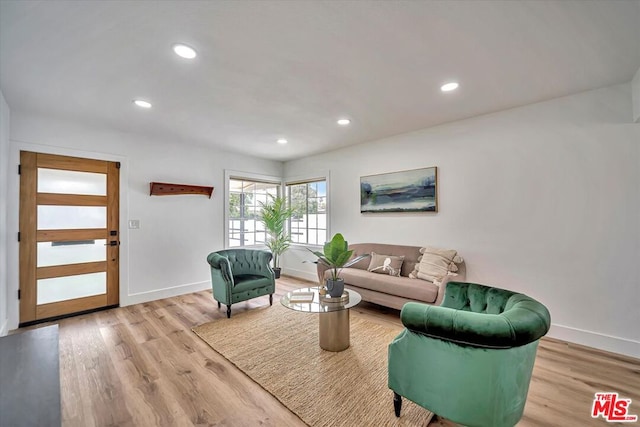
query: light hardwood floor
22 276 640 426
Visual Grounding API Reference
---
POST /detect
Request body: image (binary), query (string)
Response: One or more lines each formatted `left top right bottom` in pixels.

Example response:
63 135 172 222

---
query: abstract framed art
360 167 437 213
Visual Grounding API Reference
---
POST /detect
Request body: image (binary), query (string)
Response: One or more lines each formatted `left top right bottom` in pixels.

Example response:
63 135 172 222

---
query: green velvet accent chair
388 281 551 427
206 249 275 318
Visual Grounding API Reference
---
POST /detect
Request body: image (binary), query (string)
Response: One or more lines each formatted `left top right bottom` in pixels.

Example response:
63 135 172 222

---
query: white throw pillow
409 246 462 285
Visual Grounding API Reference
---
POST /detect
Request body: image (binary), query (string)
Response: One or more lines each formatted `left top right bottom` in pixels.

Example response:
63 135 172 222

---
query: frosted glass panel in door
37 272 106 304
37 206 106 230
38 168 107 195
37 239 107 267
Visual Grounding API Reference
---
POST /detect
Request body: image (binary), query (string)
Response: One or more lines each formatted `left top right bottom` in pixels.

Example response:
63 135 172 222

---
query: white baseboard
122 280 211 306
0 318 8 337
281 267 318 283
548 324 639 359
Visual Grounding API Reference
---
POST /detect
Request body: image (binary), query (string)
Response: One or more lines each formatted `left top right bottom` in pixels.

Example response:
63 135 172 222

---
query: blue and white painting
360 167 437 213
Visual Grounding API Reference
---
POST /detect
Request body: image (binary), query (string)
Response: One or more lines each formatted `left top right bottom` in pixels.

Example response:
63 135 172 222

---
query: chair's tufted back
401 281 551 348
442 281 516 314
217 249 273 276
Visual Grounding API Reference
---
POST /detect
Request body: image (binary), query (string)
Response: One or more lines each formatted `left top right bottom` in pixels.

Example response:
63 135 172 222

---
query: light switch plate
128 220 140 229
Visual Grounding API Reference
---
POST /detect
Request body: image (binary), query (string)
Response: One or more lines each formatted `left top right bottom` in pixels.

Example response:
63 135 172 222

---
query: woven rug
193 304 434 427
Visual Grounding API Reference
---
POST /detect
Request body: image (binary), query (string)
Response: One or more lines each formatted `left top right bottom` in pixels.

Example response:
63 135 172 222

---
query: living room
0 1 639 426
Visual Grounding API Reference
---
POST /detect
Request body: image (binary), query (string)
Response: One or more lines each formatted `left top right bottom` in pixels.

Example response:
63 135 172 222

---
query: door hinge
17 232 20 242
18 289 21 300
115 162 121 169
18 164 21 175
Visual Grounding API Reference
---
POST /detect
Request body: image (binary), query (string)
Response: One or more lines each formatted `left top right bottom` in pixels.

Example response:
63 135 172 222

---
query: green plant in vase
308 233 370 297
258 195 294 278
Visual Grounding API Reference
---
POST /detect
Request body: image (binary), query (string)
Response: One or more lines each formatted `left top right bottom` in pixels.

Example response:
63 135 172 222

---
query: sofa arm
400 298 550 348
433 261 467 306
433 274 453 306
207 252 234 305
207 252 234 284
316 263 330 285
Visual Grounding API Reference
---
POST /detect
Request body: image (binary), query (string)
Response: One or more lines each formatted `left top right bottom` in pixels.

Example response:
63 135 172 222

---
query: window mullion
304 183 311 245
284 179 327 246
228 175 280 248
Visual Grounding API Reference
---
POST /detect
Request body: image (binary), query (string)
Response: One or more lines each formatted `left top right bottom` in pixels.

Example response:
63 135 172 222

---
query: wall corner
0 90 10 336
632 67 640 123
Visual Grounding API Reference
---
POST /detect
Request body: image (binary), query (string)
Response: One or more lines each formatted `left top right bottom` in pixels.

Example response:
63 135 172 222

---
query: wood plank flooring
19 276 640 426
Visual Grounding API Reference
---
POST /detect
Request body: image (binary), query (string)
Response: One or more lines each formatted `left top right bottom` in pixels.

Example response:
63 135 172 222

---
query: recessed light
441 82 459 92
337 118 351 126
172 43 197 59
277 139 288 144
133 99 152 108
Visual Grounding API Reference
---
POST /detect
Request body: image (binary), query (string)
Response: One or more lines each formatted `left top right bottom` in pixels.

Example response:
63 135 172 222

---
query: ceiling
1 1 639 161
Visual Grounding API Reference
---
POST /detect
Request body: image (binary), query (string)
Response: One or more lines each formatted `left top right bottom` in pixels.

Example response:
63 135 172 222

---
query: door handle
104 241 119 246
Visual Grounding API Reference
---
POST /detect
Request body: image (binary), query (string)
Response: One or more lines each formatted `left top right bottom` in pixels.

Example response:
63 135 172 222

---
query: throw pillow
367 252 404 277
409 246 461 284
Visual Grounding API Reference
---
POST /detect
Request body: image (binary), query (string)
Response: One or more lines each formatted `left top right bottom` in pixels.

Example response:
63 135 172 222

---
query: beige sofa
317 243 465 310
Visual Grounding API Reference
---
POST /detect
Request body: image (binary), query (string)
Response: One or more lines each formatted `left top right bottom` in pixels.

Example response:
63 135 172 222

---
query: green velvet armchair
206 249 275 318
388 281 551 427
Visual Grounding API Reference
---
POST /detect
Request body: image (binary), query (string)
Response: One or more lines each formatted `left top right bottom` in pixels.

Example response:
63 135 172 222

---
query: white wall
0 91 9 336
6 112 282 330
633 67 640 123
283 83 640 358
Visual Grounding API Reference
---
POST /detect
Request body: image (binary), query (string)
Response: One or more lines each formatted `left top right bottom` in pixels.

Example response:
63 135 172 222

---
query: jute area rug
193 304 434 427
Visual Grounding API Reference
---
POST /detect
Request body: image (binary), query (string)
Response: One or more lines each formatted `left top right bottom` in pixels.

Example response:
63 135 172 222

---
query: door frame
19 151 120 324
7 142 129 331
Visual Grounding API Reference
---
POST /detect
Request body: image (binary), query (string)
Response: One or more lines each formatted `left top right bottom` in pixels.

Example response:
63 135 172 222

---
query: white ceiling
1 1 639 161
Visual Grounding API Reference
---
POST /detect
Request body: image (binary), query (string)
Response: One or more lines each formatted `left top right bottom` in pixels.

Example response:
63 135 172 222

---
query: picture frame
360 167 437 213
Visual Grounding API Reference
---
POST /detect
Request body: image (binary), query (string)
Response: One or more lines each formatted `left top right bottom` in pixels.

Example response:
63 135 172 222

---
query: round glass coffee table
281 286 361 352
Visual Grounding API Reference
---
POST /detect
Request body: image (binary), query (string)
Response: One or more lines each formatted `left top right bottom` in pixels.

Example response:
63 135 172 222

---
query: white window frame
285 172 330 248
224 170 283 249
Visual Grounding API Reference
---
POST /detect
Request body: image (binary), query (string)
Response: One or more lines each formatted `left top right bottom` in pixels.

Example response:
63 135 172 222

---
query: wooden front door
19 151 120 324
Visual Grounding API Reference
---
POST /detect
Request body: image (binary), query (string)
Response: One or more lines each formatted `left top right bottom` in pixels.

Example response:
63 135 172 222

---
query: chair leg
217 301 221 309
269 294 273 306
226 305 231 318
393 392 402 417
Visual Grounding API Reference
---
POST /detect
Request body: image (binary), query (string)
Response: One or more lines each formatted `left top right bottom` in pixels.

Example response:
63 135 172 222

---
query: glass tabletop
281 287 362 313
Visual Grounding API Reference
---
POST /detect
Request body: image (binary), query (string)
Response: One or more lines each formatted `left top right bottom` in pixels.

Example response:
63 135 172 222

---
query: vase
325 278 344 298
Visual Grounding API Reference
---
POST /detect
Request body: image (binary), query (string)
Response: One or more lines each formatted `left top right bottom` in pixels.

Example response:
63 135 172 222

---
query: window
228 178 280 247
287 179 327 245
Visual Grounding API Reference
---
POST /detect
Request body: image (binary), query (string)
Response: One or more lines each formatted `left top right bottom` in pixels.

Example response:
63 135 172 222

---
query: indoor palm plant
258 195 295 278
308 233 370 297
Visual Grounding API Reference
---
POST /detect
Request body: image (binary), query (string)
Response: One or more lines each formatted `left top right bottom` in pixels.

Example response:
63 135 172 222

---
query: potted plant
258 195 295 278
308 233 370 297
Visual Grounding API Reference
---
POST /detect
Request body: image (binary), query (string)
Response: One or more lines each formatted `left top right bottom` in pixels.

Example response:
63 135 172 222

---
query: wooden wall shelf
149 182 214 198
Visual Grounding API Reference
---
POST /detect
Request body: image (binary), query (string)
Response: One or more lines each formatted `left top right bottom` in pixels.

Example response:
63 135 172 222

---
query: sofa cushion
324 268 438 303
232 275 274 293
367 252 404 277
348 243 422 277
